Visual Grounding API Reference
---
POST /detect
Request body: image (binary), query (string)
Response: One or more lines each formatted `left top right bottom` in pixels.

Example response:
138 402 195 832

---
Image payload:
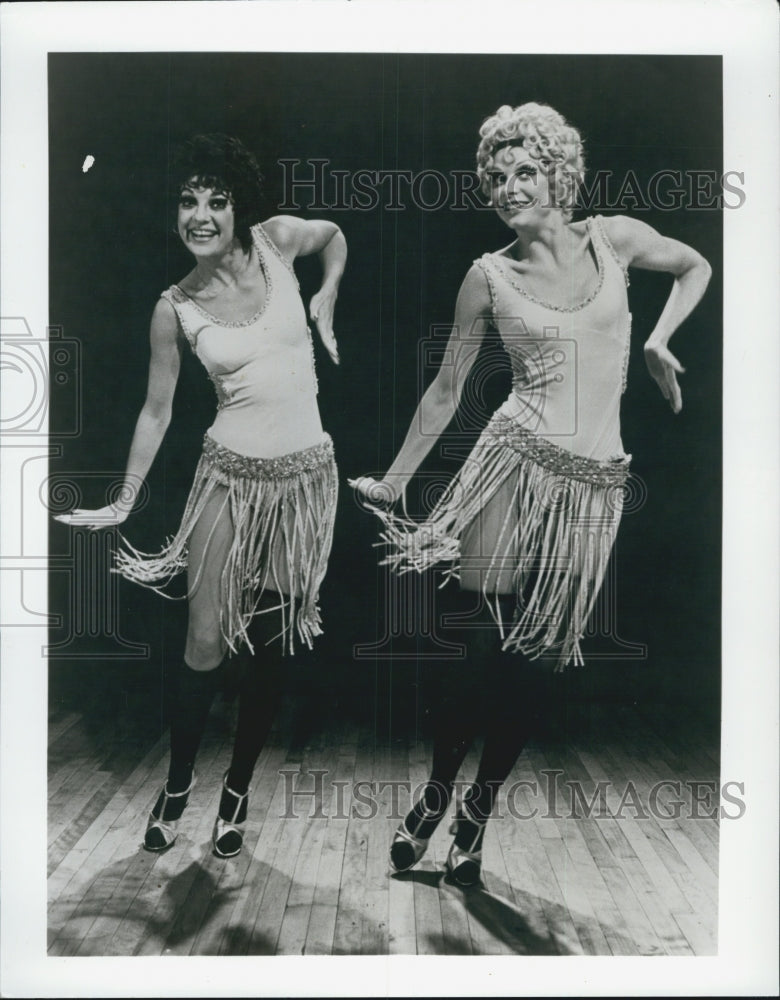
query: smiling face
487 144 554 230
177 182 237 257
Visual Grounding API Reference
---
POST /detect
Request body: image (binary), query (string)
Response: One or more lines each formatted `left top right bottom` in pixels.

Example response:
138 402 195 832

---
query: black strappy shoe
143 773 196 852
389 785 449 872
212 772 250 858
445 792 488 888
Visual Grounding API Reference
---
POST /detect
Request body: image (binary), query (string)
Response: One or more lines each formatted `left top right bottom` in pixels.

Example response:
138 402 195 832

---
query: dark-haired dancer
352 103 711 887
57 134 346 857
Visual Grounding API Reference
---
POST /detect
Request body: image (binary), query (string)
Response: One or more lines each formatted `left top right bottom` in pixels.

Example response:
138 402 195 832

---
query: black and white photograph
1 1 778 996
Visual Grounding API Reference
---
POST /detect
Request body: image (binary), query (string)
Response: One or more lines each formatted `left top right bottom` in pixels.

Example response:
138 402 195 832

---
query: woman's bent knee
184 633 226 671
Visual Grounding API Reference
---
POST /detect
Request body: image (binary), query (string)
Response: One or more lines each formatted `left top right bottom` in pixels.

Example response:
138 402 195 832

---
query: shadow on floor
392 866 562 955
49 853 278 957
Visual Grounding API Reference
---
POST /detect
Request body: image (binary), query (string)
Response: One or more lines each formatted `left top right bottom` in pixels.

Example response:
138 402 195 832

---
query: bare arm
352 264 492 502
603 214 712 413
55 298 182 527
264 214 347 364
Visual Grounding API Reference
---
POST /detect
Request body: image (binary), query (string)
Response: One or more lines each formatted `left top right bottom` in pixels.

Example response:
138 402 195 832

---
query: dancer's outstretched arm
54 298 182 528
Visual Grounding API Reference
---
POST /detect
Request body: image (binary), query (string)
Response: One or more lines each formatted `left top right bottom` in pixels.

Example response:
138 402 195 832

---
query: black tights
411 593 552 834
166 607 283 798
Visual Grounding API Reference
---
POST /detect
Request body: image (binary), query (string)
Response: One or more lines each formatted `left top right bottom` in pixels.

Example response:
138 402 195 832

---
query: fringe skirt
115 432 338 655
370 413 631 671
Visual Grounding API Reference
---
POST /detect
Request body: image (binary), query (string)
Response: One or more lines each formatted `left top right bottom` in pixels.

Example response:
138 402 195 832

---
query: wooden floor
47 694 719 956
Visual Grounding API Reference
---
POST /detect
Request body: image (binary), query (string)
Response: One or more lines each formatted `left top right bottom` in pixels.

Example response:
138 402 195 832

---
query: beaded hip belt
202 432 335 481
484 414 630 488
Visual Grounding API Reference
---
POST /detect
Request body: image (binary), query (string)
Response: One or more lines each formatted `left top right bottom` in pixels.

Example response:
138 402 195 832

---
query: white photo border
1 0 778 996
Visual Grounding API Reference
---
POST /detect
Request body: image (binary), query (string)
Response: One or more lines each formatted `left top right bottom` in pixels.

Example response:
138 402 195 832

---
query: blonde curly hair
476 103 585 220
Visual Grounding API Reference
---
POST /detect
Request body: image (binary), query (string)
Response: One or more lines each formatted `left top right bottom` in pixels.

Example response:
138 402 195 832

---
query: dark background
48 53 722 743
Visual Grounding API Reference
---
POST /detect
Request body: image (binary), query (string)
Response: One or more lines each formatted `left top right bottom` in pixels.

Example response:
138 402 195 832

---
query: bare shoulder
150 295 181 343
456 262 493 317
262 214 303 257
599 213 707 274
599 214 658 254
264 214 342 259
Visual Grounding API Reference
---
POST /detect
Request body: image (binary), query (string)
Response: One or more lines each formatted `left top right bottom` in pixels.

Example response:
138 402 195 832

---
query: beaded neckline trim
490 217 605 314
592 215 630 287
170 226 272 329
254 223 300 288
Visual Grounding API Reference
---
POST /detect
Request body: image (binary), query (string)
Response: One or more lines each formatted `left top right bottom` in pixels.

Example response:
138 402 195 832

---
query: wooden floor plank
384 735 420 955
48 735 168 888
193 741 290 956
48 753 93 797
48 746 148 875
154 753 238 957
331 813 369 953
540 836 612 955
609 847 696 955
498 779 583 955
449 742 526 957
497 780 567 954
525 746 690 955
463 838 519 955
401 737 445 956
612 720 722 868
662 828 719 904
48 770 112 845
674 911 717 956
214 741 294 956
479 800 558 956
634 710 721 775
47 709 84 744
573 747 697 919
494 823 560 952
590 741 720 905
358 743 398 954
598 863 665 956
331 721 374 955
304 733 358 955
275 733 337 955
553 817 639 956
48 701 720 957
244 802 309 955
47 741 170 953
221 746 307 956
672 815 719 874
115 738 229 957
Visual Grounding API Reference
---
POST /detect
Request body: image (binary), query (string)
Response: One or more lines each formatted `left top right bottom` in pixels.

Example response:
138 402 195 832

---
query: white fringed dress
115 224 338 655
372 216 633 670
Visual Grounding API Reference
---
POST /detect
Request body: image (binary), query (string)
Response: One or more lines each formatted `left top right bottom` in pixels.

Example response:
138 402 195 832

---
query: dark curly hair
171 134 265 251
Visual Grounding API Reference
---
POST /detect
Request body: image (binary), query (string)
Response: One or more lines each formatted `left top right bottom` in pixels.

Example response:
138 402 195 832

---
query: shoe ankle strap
221 772 250 823
460 791 488 826
453 797 488 852
164 773 196 798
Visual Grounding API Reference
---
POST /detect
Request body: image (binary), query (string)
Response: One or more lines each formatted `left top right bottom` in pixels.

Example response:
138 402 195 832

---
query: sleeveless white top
161 223 323 459
475 215 631 463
